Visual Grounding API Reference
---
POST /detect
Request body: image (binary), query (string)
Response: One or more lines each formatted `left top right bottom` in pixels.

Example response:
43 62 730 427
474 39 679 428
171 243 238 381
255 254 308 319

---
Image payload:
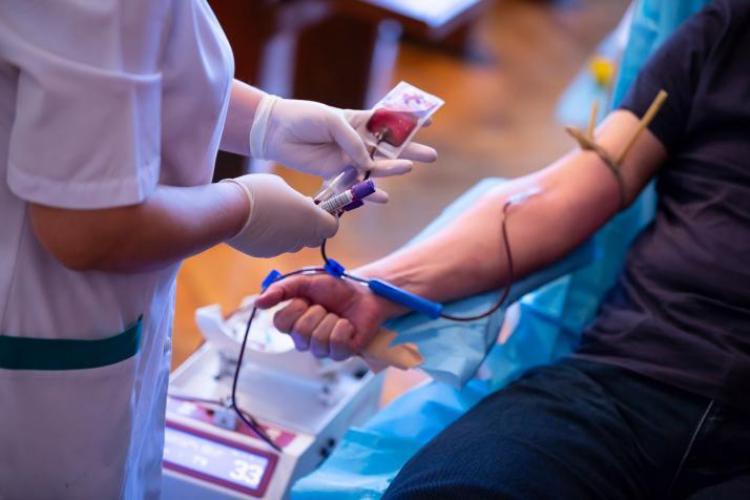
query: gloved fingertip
365 189 389 204
393 160 414 174
401 143 438 163
318 213 339 239
416 147 438 163
324 225 339 240
369 160 413 178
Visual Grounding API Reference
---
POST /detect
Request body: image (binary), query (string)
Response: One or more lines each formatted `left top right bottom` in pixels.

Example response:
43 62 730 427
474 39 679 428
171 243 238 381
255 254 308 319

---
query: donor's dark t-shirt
577 0 750 411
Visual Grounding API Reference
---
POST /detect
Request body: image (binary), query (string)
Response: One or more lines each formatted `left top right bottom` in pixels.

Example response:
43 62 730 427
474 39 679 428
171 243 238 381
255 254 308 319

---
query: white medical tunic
0 1 233 498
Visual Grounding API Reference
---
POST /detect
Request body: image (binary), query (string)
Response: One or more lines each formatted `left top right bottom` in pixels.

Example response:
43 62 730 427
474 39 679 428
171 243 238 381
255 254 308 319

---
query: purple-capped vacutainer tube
351 180 375 200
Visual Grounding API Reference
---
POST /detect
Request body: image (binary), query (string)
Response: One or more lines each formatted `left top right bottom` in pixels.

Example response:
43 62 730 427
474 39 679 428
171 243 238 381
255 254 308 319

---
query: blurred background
174 0 629 403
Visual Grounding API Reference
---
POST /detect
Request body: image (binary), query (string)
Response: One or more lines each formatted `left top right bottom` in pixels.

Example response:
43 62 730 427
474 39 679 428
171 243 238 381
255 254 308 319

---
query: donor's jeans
384 358 750 499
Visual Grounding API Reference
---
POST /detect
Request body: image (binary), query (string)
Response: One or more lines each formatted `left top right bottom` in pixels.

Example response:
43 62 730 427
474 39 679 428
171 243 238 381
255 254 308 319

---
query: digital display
163 425 274 496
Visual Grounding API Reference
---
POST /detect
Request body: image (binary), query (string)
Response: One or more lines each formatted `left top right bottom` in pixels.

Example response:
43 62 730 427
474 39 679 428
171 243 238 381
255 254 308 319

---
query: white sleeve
0 1 162 209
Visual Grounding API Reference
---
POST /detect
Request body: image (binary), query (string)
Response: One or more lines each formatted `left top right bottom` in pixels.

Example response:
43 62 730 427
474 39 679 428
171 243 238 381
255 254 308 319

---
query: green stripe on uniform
0 317 142 370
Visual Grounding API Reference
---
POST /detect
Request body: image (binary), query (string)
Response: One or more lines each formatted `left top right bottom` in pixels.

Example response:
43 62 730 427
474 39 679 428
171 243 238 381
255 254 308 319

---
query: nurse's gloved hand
249 95 437 179
224 174 338 258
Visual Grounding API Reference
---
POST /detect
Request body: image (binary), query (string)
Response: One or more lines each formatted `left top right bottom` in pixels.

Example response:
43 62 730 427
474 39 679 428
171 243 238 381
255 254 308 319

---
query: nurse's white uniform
0 1 233 498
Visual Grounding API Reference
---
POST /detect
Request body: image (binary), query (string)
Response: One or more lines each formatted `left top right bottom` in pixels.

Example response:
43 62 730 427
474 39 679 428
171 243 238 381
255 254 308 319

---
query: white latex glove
224 174 338 258
249 95 437 179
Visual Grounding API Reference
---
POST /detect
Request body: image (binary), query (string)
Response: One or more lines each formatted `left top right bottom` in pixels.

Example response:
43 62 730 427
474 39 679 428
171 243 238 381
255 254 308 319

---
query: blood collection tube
314 166 360 204
319 180 375 214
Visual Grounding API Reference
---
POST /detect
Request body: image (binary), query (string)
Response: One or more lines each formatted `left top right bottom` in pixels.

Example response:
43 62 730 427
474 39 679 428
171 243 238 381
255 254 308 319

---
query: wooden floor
173 0 628 404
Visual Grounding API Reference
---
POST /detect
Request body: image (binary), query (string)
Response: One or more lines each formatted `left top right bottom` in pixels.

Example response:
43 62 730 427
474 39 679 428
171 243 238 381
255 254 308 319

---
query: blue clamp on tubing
368 279 443 319
324 258 346 278
261 270 283 291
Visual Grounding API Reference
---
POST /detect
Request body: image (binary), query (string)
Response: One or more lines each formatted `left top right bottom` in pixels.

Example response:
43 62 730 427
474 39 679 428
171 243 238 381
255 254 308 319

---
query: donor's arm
257 110 667 360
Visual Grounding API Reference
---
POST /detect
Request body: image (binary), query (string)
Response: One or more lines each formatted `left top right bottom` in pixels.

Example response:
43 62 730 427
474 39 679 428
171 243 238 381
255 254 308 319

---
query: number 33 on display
229 459 263 485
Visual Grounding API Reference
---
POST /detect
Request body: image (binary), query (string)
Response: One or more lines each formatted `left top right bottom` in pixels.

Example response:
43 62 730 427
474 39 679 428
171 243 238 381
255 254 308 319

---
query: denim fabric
385 359 750 500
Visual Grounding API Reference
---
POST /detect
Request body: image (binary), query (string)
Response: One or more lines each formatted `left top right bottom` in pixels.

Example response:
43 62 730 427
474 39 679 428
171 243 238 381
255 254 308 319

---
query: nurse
0 1 436 499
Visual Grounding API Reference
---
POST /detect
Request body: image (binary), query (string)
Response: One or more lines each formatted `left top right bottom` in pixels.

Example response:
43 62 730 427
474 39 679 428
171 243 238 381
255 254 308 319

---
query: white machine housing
162 299 384 499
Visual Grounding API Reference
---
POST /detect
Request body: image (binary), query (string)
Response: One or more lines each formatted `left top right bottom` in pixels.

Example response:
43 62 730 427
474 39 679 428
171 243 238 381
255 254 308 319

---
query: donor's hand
255 274 393 361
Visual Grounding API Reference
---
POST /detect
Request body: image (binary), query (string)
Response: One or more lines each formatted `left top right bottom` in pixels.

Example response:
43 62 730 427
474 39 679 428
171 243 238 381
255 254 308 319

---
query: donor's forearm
356 110 667 316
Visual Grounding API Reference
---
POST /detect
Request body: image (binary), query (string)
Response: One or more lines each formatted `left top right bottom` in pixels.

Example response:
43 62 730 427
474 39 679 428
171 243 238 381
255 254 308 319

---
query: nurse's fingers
364 188 389 204
312 206 340 242
290 305 327 351
329 319 355 361
368 159 413 178
311 313 339 358
399 142 438 163
273 298 310 333
329 113 374 170
342 109 371 129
